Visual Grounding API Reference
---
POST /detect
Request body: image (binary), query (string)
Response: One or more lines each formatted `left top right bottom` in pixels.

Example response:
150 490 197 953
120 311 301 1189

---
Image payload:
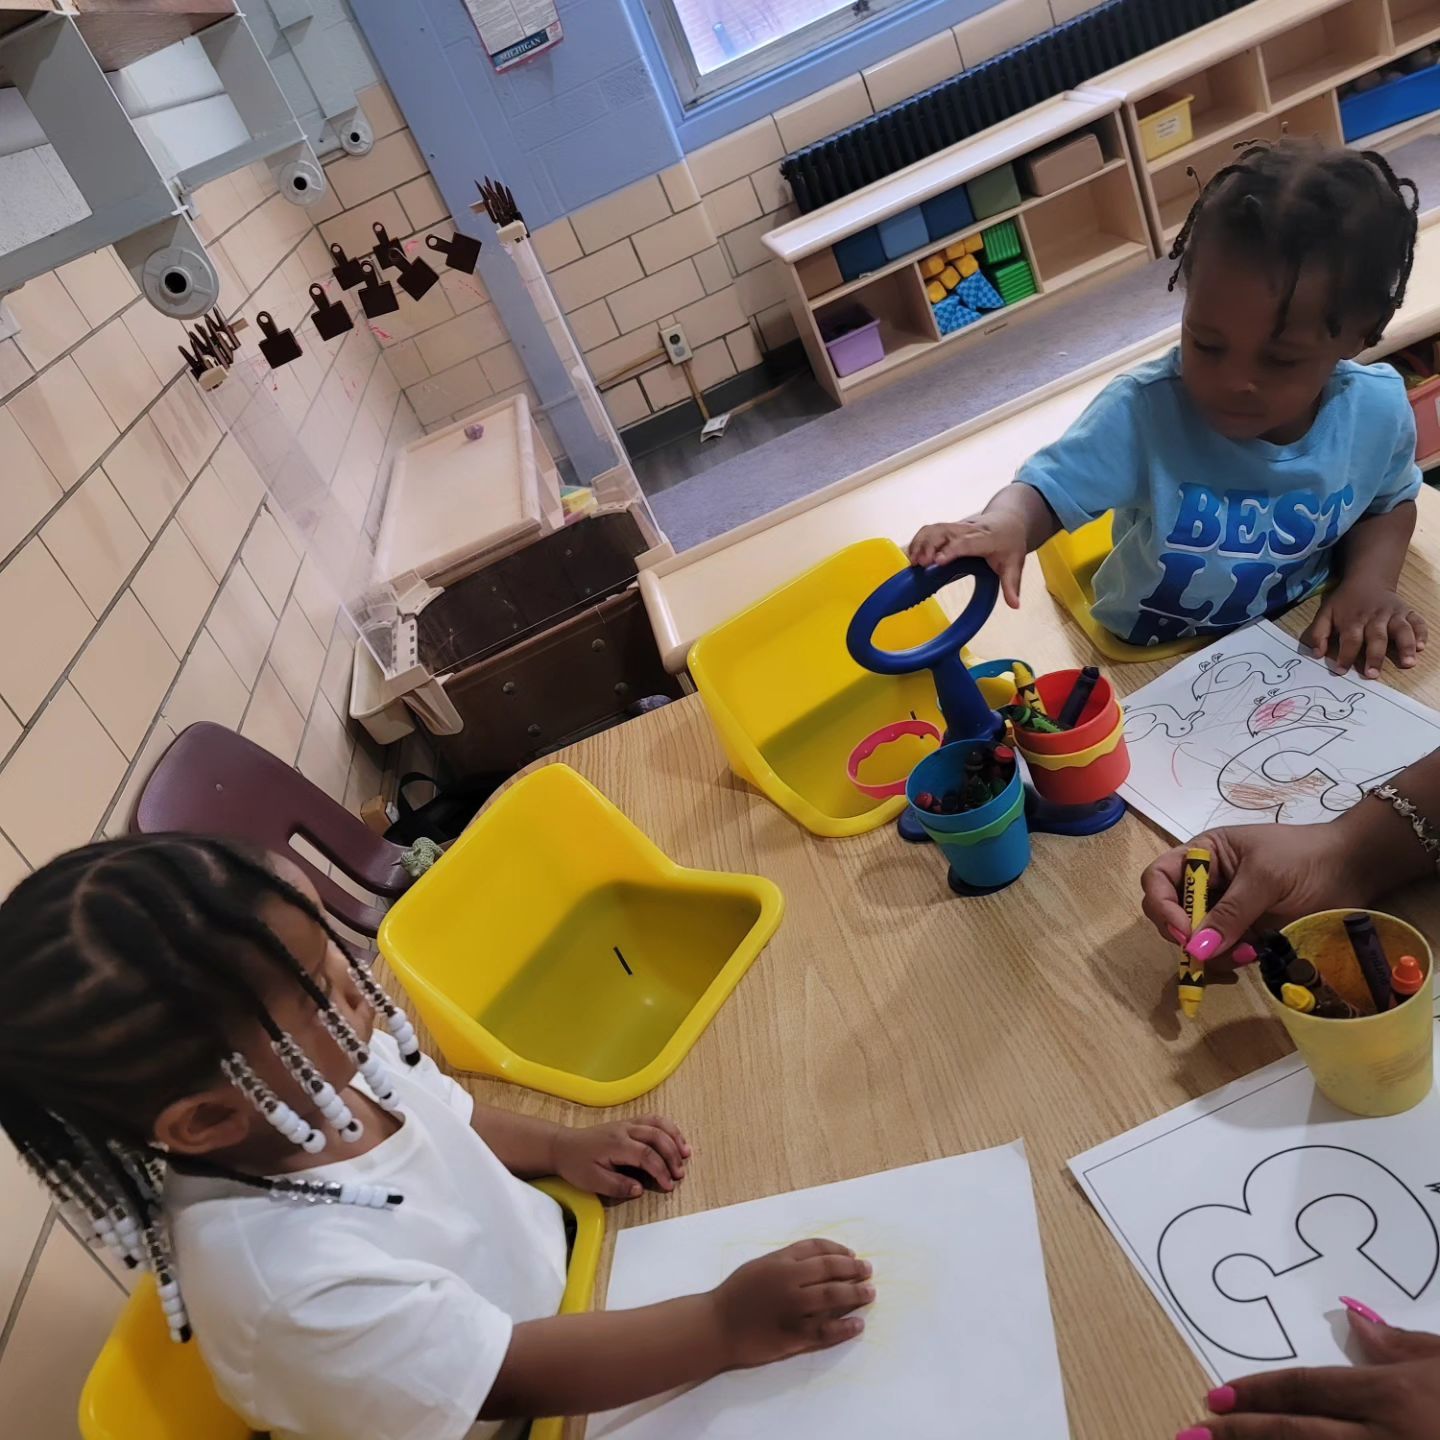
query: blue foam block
957 272 1004 311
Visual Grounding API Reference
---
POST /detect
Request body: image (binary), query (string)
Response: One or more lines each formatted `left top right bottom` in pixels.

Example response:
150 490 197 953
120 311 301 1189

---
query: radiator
779 0 1261 213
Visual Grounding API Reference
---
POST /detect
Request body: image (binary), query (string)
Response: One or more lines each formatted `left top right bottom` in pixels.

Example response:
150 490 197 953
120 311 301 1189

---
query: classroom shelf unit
761 0 1440 405
1094 0 1438 250
765 99 1150 405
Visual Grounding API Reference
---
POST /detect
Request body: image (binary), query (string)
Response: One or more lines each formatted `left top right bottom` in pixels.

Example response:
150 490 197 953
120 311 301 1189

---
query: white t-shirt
167 1033 569 1440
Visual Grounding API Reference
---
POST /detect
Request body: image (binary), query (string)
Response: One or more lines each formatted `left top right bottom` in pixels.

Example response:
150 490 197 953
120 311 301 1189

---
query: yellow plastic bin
1136 90 1195 161
80 1182 604 1440
378 763 783 1106
689 538 1014 838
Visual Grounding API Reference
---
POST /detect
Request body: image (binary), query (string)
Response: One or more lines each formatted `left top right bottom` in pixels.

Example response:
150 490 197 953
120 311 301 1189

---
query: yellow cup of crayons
1267 909 1433 1117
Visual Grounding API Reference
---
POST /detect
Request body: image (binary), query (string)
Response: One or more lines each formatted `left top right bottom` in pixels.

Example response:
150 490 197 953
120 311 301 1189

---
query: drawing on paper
1071 1030 1440 1383
1157 1145 1439 1363
1117 621 1440 840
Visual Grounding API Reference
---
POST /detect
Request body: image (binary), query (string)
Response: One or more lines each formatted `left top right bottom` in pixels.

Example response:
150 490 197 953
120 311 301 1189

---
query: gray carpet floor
647 132 1440 553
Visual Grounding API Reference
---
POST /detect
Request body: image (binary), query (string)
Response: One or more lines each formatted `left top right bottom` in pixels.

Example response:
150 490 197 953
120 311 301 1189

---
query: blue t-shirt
1017 348 1422 648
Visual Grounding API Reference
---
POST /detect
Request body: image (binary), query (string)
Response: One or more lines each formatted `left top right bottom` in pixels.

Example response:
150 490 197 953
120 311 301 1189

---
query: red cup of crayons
1006 664 1130 807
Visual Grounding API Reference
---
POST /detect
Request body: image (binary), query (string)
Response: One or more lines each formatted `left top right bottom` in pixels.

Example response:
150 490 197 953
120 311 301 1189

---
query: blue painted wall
358 0 1003 230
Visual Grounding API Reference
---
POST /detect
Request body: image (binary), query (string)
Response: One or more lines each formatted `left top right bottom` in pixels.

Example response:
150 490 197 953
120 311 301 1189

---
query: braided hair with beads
0 834 422 1343
1167 136 1419 347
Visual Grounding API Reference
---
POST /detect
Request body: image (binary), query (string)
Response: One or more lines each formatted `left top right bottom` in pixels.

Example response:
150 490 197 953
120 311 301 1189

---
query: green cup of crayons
1259 909 1433 1117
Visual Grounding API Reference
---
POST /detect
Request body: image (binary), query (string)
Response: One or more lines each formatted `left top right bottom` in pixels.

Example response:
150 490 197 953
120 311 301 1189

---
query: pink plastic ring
846 720 943 799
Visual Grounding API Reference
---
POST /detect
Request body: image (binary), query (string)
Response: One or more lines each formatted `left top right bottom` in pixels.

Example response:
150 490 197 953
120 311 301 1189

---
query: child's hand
1302 580 1427 679
551 1115 690 1199
908 513 1027 607
709 1239 874 1368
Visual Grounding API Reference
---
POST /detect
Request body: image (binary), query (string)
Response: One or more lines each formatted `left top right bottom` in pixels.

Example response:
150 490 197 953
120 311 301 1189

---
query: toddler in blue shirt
911 139 1426 677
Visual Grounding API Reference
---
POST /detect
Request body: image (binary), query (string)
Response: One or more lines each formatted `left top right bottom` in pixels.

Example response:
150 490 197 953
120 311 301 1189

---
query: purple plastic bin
820 306 884 378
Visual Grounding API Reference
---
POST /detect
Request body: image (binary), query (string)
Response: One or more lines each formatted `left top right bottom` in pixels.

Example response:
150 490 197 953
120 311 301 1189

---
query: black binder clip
331 243 367 290
371 222 402 271
426 229 481 274
256 312 302 369
357 261 399 319
309 283 354 341
392 247 440 301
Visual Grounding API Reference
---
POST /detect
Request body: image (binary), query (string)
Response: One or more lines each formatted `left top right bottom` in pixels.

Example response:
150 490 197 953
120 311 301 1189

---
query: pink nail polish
1185 928 1223 961
1340 1296 1387 1325
1168 925 1189 945
1231 942 1258 967
1207 1385 1238 1415
1176 1429 1212 1440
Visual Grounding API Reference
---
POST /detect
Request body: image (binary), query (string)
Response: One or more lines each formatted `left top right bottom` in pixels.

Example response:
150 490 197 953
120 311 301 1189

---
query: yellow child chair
79 1180 605 1440
1037 513 1204 663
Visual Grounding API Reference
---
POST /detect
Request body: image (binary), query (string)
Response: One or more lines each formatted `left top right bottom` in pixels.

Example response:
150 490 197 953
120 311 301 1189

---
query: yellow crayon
1282 983 1317 1014
1178 964 1206 1019
1178 846 1213 1020
1182 847 1211 931
1012 660 1047 716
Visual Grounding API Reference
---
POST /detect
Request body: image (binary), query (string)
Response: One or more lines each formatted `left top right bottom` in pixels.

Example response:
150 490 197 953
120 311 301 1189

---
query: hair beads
271 1032 363 1142
222 1053 326 1154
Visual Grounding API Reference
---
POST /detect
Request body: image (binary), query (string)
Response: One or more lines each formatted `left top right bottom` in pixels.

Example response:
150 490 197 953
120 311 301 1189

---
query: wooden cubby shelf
761 0 1440 405
1261 0 1390 106
1391 0 1440 49
766 100 1149 403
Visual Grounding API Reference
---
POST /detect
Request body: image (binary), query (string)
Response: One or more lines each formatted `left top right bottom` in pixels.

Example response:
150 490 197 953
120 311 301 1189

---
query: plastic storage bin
920 183 975 241
1136 90 1194 159
966 163 1021 219
878 204 928 260
1341 61 1440 141
1408 373 1440 464
833 226 886 282
819 306 884 377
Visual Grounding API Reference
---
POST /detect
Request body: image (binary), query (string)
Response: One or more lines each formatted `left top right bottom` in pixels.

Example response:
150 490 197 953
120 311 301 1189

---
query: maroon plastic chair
132 722 411 937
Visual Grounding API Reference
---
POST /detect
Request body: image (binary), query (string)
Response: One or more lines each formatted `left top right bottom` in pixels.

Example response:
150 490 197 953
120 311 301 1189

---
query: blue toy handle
846 558 1003 745
846 558 1000 673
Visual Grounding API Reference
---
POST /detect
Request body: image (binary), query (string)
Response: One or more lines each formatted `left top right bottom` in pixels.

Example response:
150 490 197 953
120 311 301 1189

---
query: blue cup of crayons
1262 909 1434 1117
905 740 1030 895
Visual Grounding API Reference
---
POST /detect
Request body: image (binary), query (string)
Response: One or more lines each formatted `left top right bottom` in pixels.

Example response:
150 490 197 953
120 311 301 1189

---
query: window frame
639 0 912 108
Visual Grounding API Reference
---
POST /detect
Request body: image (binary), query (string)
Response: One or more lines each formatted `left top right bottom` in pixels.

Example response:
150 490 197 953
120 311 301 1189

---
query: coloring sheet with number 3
1071 1010 1440 1384
1117 619 1440 841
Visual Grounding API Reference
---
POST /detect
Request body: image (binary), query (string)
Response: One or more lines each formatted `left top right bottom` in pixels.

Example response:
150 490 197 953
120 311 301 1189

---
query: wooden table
442 488 1440 1440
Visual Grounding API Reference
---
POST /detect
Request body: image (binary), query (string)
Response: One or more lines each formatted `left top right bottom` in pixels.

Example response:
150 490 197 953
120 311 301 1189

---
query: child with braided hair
911 137 1426 675
0 835 874 1440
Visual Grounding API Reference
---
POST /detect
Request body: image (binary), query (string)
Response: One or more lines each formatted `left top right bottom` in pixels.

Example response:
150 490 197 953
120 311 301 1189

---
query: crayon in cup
1055 665 1100 730
1012 661 1048 717
1344 912 1393 1013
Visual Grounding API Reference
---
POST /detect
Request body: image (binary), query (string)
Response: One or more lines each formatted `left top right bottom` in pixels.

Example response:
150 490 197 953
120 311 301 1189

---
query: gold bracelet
1368 783 1440 872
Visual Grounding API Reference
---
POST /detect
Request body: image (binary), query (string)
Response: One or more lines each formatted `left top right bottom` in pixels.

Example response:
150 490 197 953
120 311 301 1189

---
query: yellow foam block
965 234 984 253
926 280 947 304
920 255 945 277
958 253 979 278
939 265 961 290
943 242 966 261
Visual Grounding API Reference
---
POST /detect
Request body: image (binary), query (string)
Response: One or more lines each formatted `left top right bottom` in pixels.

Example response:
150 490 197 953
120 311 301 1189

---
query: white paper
590 1142 1071 1439
1071 1014 1440 1384
1117 619 1440 841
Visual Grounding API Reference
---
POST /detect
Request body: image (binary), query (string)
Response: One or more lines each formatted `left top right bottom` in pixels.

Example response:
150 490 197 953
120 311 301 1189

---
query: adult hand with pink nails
1140 747 1440 963
1176 1308 1440 1439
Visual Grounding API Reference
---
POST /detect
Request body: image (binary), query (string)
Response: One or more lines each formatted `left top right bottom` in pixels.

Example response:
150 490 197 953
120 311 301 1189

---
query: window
643 0 913 105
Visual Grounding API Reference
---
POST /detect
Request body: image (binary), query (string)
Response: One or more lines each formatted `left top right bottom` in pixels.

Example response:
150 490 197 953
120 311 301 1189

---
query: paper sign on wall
463 0 562 71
